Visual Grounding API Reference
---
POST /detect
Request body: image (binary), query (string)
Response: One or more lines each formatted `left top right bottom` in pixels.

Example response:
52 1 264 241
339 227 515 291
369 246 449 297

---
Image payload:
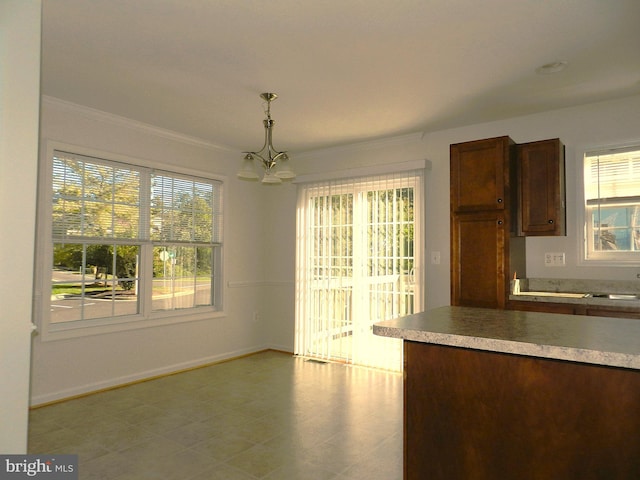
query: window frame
36 141 226 341
578 142 640 266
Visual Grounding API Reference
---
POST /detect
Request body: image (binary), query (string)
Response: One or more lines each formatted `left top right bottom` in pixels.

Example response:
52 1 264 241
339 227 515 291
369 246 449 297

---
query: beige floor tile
28 351 403 479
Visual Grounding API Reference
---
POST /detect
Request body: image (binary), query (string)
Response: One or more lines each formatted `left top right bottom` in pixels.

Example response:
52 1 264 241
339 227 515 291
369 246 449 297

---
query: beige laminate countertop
373 306 640 370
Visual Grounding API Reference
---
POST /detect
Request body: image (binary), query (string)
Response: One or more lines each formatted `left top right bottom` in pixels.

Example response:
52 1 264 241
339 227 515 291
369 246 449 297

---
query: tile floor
28 351 403 479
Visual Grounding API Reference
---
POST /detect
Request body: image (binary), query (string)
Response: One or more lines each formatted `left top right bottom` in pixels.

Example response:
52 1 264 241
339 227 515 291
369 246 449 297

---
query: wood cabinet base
404 341 640 479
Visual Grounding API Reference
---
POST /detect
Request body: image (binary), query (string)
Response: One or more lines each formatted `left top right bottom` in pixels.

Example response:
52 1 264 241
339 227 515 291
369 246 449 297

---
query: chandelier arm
269 150 287 162
253 120 270 156
266 123 284 154
248 152 267 165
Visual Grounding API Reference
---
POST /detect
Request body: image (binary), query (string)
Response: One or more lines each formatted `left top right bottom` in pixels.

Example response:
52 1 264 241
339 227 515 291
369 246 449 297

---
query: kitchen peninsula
374 306 640 479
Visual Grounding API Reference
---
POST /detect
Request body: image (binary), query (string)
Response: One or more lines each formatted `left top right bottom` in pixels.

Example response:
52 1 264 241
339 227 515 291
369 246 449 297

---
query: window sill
578 255 640 267
40 308 226 342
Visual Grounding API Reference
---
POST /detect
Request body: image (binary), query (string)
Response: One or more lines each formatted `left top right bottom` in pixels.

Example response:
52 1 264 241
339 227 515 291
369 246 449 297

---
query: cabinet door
508 300 577 314
585 307 640 319
450 136 514 213
517 138 565 235
451 212 507 308
404 341 640 480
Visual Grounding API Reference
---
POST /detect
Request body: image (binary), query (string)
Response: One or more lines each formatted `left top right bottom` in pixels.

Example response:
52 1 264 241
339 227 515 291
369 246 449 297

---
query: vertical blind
295 169 423 371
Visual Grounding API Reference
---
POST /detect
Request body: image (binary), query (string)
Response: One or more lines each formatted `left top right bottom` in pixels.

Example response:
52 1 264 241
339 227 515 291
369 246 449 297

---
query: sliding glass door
295 171 423 371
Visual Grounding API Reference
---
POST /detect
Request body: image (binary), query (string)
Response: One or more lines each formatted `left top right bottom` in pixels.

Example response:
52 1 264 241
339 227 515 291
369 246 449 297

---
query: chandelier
237 92 295 184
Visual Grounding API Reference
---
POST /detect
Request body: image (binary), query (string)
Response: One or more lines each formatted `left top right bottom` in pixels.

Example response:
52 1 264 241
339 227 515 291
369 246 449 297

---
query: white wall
0 0 41 452
261 183 297 351
31 99 274 404
292 95 640 311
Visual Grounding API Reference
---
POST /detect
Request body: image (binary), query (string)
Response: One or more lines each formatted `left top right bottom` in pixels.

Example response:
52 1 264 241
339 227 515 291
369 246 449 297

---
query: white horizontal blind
150 171 223 244
53 152 223 245
295 169 423 372
53 152 142 241
584 149 640 202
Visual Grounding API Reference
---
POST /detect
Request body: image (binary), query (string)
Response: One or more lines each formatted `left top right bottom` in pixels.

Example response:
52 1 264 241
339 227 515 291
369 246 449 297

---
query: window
295 170 423 372
583 145 640 263
45 148 223 336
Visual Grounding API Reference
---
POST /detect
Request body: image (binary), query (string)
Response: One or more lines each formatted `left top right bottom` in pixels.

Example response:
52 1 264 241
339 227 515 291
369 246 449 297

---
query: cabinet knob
497 219 503 225
497 198 503 204
548 219 554 224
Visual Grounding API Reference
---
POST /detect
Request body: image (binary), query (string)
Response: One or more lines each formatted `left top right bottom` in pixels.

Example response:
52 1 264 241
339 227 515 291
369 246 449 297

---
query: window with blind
583 145 640 262
48 149 223 333
295 170 423 372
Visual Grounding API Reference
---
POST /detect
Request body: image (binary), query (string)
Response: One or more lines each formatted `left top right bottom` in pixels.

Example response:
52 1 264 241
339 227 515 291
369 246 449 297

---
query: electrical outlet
544 252 565 266
252 311 260 322
431 251 441 265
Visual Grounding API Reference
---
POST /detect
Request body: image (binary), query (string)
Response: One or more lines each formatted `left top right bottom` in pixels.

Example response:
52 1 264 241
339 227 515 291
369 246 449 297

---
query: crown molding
41 95 235 153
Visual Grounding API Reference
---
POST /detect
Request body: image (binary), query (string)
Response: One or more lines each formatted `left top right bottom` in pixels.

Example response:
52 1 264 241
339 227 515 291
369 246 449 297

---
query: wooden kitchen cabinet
451 212 508 309
404 339 640 480
517 138 566 236
508 300 580 315
509 301 640 319
450 136 523 308
585 306 640 319
450 136 514 213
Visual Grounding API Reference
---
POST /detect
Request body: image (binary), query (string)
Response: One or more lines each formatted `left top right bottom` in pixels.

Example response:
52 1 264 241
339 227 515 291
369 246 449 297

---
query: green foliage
53 243 139 290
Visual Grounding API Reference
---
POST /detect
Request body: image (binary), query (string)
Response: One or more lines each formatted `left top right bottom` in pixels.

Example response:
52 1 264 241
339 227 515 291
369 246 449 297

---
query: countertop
508 277 640 308
373 306 640 370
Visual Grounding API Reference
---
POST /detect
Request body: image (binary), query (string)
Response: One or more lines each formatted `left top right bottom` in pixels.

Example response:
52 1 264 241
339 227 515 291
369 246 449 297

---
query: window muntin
583 146 640 262
49 150 223 329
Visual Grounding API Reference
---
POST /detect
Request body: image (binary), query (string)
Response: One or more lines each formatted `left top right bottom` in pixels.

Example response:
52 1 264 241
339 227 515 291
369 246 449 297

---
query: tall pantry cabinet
450 136 525 308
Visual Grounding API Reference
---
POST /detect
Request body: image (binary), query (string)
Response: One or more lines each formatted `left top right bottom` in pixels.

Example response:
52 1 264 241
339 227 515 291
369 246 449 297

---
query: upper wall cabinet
517 138 566 236
450 136 515 213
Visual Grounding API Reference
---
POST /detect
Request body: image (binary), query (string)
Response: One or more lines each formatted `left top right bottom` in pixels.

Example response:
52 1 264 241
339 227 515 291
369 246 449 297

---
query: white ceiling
41 0 640 153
